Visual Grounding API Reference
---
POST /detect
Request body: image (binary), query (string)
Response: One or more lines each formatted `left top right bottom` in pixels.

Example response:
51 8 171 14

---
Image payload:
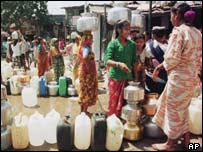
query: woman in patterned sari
50 38 65 82
38 37 50 77
105 20 137 116
78 31 98 114
152 2 202 151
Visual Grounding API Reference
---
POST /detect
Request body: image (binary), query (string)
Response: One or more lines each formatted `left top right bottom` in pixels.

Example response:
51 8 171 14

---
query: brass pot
145 93 159 101
124 123 143 141
143 104 157 116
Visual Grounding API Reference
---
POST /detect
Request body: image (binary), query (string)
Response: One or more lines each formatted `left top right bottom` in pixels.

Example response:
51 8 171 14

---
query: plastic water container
107 7 131 25
30 76 39 95
131 13 146 28
189 98 202 135
59 76 67 96
11 113 29 149
10 75 21 95
57 115 74 151
105 114 124 151
44 109 60 144
39 76 47 97
1 65 13 80
77 13 99 32
30 67 38 77
22 87 38 107
74 112 91 150
91 112 107 151
28 111 45 146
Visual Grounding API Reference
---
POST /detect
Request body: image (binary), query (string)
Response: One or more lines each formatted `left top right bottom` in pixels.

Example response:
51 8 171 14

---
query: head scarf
50 38 58 48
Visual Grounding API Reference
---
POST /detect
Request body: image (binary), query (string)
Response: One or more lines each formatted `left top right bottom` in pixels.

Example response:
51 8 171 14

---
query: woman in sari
38 37 50 77
72 34 81 84
50 38 65 82
152 2 202 150
78 31 98 114
105 20 137 116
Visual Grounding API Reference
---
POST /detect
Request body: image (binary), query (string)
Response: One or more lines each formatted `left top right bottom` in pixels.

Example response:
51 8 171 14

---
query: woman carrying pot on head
50 38 65 82
151 2 202 151
78 31 98 114
105 20 137 117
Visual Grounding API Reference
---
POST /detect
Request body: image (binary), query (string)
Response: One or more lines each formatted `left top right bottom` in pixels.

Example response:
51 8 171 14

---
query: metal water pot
124 83 144 102
144 116 166 138
143 93 159 116
124 123 143 141
48 81 58 96
121 102 143 123
67 85 77 96
1 100 13 127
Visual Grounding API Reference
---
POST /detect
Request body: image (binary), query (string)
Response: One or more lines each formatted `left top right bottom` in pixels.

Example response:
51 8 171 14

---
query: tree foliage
1 1 49 30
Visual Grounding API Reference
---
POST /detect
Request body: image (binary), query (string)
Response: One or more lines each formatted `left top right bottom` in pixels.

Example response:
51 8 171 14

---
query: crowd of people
1 2 202 151
104 2 202 151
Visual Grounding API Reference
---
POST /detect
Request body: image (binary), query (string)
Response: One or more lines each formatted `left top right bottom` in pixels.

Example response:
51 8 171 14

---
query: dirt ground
5 91 202 151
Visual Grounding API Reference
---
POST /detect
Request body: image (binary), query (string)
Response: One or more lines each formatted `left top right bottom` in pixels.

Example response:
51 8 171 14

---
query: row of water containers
7 75 69 96
6 75 73 108
2 110 124 151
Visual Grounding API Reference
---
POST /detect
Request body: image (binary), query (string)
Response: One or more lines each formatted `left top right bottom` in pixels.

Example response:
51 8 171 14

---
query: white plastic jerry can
30 67 38 78
189 98 202 135
22 87 38 107
74 112 91 150
28 111 45 146
2 65 13 80
11 113 29 149
10 75 21 95
44 109 60 144
30 76 39 95
105 114 124 151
